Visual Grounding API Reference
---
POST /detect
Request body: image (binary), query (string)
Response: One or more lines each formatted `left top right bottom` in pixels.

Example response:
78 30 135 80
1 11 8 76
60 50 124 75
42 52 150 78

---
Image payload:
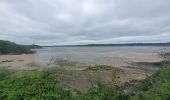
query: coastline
0 48 168 83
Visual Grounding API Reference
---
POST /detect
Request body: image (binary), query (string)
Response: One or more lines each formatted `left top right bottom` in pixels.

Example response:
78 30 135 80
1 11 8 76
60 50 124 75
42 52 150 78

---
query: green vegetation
83 65 116 72
0 68 128 100
63 65 85 71
0 69 75 100
1 61 170 100
0 40 41 54
0 40 31 54
131 64 170 100
61 65 117 71
82 82 129 100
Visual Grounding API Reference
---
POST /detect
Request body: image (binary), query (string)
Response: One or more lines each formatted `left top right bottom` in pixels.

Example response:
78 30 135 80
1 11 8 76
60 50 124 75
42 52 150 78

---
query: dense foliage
0 68 129 100
0 40 40 54
132 64 170 100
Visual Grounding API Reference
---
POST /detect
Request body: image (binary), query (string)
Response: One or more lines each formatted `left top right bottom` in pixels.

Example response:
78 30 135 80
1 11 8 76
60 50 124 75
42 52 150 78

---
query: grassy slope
0 40 40 54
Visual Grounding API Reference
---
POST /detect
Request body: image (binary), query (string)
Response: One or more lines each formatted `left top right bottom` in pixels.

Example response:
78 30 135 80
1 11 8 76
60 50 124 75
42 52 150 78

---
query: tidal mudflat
36 46 170 66
34 46 170 82
1 46 170 83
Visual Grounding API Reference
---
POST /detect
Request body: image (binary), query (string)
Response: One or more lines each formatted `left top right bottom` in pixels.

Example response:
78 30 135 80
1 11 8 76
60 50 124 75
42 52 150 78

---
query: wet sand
0 52 162 68
0 54 43 70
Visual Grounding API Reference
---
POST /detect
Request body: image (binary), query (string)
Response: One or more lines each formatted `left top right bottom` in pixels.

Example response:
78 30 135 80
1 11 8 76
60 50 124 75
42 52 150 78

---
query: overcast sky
0 0 170 45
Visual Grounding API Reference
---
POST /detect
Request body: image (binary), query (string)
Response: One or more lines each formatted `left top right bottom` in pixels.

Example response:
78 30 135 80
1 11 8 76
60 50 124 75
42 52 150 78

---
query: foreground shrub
0 69 130 100
81 82 129 100
0 70 79 100
133 64 170 100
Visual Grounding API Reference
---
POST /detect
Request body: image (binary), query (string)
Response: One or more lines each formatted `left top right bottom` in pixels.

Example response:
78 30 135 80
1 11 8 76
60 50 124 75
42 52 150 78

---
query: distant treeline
86 43 170 46
47 42 170 47
0 40 41 54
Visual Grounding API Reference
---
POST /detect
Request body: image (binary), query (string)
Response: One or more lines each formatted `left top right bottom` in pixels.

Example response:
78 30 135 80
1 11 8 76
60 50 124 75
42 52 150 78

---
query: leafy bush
82 82 129 100
0 68 130 100
133 64 170 100
0 70 78 100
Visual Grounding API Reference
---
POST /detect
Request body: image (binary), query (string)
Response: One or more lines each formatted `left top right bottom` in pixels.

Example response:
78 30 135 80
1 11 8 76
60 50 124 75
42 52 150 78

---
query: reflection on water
35 46 170 66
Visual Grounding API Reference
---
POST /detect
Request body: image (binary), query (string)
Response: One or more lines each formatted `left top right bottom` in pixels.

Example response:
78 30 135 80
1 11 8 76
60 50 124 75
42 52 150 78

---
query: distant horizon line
1 40 170 47
43 42 170 47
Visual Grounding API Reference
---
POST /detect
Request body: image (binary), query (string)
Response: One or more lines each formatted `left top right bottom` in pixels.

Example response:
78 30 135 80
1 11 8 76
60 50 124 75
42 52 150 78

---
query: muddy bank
0 54 44 71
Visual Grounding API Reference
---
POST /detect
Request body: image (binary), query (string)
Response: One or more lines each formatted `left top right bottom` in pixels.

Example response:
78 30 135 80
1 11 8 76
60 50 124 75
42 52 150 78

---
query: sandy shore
0 54 44 70
0 52 163 71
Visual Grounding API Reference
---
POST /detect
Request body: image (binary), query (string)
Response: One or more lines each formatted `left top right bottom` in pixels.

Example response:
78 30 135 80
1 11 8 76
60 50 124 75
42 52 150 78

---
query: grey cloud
0 0 170 45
